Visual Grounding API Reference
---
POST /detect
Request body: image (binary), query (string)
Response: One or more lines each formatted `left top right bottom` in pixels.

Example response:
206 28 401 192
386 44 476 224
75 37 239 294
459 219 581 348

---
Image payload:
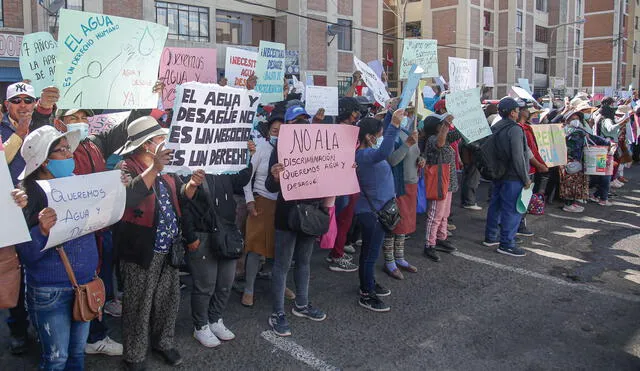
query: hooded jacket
492 117 530 185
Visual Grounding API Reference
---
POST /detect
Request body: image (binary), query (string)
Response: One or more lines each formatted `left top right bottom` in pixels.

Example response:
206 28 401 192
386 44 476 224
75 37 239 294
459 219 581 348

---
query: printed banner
164 82 260 174
255 41 285 104
304 86 339 116
159 47 217 109
225 47 257 88
37 170 125 250
353 55 390 106
448 57 477 92
483 67 494 87
400 39 438 79
20 32 57 95
55 9 168 109
0 149 31 248
399 64 423 109
87 110 131 134
0 33 22 58
277 124 360 201
445 87 492 143
530 124 568 167
285 50 300 75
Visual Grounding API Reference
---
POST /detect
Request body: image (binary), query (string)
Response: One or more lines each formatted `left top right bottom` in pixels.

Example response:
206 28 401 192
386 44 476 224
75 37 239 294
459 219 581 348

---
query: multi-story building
582 0 640 95
384 0 585 98
0 0 383 96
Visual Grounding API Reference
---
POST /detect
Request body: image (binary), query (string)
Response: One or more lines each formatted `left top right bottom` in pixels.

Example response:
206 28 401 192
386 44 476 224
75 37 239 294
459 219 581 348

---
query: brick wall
433 8 456 45
338 0 352 17
308 0 327 12
4 0 24 29
103 0 143 19
360 31 378 63
307 17 327 70
432 0 458 8
361 0 377 29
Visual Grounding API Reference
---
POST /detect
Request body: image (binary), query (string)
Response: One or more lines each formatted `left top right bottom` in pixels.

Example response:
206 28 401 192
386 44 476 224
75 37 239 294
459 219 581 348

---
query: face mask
46 158 75 178
66 123 89 141
584 113 592 120
569 120 581 128
269 136 278 146
371 136 384 149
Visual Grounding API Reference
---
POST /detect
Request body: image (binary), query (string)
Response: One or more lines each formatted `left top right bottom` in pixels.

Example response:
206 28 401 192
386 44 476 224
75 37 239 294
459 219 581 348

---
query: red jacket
73 140 107 175
518 122 545 174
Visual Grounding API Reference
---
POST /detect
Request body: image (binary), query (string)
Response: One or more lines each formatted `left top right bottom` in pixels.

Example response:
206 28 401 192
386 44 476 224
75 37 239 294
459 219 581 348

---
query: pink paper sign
159 47 217 109
87 111 132 135
278 124 360 201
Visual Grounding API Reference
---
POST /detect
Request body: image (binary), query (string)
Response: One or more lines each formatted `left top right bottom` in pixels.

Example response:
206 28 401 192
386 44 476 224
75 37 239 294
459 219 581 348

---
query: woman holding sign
114 117 203 369
16 126 98 371
354 109 405 312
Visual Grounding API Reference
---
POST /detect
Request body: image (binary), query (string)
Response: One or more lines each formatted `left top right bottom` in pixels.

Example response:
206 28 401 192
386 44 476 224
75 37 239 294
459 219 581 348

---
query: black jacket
264 146 323 231
181 167 252 245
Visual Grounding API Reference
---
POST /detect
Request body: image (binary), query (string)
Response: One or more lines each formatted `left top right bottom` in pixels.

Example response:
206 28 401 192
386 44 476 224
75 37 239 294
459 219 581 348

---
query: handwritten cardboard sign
19 32 57 95
159 47 217 108
225 47 257 89
483 67 494 87
87 110 131 135
446 87 492 143
353 55 390 106
37 170 125 250
400 39 438 79
531 124 568 167
0 148 31 248
448 57 477 92
164 82 260 174
304 86 339 116
278 124 360 201
55 9 168 109
255 41 286 104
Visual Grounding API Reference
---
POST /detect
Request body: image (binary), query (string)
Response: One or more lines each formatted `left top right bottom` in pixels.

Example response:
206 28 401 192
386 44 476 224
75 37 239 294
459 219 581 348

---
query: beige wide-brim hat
115 116 169 156
574 101 597 113
18 126 81 180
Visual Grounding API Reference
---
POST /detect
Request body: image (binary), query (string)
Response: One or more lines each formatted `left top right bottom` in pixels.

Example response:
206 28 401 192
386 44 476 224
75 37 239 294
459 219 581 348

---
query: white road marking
546 212 640 229
261 331 340 371
524 247 588 262
452 251 640 302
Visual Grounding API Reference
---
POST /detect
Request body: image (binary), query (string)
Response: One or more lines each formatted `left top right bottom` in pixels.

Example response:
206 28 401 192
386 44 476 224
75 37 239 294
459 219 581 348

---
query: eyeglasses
50 146 72 155
8 97 35 105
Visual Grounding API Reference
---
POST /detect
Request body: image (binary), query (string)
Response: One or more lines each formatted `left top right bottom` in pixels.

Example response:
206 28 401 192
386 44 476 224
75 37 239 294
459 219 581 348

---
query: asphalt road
3 167 640 370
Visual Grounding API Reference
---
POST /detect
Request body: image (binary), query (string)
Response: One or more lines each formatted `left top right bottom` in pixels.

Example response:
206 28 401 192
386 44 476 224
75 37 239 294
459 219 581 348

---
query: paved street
3 168 640 370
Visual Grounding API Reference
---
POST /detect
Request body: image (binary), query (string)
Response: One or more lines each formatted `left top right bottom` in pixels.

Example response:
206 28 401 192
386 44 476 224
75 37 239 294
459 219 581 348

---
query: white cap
6 82 36 100
18 126 80 180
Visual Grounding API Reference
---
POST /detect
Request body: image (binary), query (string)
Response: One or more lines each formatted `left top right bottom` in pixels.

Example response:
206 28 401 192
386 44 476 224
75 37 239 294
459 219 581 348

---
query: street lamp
547 18 586 95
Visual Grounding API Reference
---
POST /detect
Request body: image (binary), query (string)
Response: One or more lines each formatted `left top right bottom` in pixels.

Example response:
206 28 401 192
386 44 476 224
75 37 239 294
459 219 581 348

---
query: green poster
20 32 57 95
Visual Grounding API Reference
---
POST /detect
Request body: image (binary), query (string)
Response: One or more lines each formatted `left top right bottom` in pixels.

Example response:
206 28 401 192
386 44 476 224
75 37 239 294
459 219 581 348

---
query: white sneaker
193 325 221 347
85 336 123 356
209 319 235 341
462 204 483 211
562 204 584 213
611 179 624 189
343 244 356 254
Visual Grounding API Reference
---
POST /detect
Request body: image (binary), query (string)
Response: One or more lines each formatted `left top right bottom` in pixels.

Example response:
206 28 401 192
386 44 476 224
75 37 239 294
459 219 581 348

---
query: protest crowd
1 8 639 371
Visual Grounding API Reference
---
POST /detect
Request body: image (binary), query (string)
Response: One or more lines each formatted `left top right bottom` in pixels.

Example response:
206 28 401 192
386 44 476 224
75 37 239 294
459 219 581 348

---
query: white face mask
66 123 89 141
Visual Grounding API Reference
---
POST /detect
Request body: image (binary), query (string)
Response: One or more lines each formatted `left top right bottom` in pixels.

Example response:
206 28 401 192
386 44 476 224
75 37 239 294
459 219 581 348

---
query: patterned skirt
559 166 589 201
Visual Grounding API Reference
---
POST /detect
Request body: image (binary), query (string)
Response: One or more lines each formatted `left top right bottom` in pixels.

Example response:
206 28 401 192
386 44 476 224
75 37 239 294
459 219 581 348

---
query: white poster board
353 55 390 106
483 67 494 87
448 57 477 92
0 149 30 248
304 86 339 116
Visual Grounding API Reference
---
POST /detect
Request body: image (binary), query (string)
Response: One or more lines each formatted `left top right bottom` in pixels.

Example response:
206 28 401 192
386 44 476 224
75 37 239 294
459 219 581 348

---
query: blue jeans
27 285 90 371
88 230 114 344
357 212 385 293
485 180 524 248
592 175 611 201
271 229 315 314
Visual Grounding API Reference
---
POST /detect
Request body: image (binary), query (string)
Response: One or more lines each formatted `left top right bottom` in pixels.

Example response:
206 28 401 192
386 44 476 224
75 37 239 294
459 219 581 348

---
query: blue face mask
372 136 384 149
584 113 592 120
66 123 89 141
46 158 75 178
269 136 278 146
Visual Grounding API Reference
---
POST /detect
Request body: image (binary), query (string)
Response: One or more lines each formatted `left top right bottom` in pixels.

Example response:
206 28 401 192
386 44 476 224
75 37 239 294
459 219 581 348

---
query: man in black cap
483 97 531 257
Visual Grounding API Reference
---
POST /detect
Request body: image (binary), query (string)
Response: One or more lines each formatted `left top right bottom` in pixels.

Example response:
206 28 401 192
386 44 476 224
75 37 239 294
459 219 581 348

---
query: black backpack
469 122 515 181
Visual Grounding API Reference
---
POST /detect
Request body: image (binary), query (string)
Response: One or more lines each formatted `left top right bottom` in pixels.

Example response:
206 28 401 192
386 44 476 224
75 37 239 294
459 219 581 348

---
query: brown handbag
0 246 21 309
57 247 105 322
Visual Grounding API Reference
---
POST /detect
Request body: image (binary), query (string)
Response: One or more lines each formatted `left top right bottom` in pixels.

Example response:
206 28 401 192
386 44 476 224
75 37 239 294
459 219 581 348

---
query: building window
576 29 580 45
48 0 84 33
516 11 523 32
535 26 548 43
534 57 548 74
577 0 582 16
0 1 3 27
574 60 579 75
636 16 639 30
483 49 491 67
337 19 352 51
536 0 547 12
405 21 421 38
156 1 209 42
215 10 274 46
515 48 522 68
634 65 637 78
484 11 491 31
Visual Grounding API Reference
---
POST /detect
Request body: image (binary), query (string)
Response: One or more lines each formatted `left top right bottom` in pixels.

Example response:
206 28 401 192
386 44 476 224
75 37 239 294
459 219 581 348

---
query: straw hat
18 126 80 180
574 101 597 113
116 116 169 155
615 105 632 124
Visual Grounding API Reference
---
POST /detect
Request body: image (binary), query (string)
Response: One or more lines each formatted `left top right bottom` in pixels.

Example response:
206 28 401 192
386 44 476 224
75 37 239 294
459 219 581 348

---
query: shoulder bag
0 246 20 309
287 202 331 237
356 169 401 232
57 247 105 322
202 178 244 259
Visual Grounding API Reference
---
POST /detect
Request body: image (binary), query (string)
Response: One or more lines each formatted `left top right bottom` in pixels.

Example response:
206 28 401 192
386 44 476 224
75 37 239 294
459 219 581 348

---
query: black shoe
124 360 147 371
424 247 441 262
9 334 27 355
359 294 390 312
153 348 183 366
516 226 534 237
359 283 391 297
435 239 456 253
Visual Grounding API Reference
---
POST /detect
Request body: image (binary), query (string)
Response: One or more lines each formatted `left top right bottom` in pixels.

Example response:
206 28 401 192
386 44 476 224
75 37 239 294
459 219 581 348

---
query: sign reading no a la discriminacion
277 124 360 201
164 82 261 174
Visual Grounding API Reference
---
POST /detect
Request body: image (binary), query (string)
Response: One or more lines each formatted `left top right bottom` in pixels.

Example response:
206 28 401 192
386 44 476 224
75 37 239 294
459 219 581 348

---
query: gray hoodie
491 117 531 185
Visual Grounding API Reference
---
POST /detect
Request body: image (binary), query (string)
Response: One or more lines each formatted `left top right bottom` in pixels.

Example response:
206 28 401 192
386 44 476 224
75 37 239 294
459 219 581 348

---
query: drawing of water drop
138 27 155 56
